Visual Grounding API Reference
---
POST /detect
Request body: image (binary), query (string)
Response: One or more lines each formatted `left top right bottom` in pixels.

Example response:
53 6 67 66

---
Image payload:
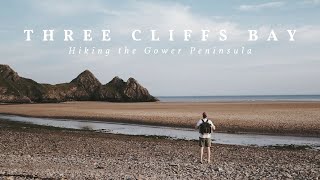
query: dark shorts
199 138 211 147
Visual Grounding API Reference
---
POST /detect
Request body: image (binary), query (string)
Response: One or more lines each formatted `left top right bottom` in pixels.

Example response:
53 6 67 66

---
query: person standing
195 112 216 163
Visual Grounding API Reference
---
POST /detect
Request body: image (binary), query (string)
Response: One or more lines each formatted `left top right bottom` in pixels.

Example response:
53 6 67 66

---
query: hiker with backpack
195 112 216 163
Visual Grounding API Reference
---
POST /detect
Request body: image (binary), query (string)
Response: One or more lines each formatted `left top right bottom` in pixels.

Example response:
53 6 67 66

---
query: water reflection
1 114 319 148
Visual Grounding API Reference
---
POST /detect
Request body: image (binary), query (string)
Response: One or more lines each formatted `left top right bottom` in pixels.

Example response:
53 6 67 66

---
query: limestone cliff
0 64 158 103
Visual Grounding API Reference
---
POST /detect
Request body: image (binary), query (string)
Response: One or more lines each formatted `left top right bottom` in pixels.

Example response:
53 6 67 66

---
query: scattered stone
169 163 179 167
0 125 318 179
214 167 223 172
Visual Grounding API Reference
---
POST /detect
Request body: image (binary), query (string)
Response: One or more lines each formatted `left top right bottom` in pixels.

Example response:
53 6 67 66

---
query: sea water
157 95 320 102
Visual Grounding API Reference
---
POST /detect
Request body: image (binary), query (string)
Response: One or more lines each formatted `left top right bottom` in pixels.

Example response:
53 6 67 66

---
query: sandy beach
0 101 320 136
0 120 319 179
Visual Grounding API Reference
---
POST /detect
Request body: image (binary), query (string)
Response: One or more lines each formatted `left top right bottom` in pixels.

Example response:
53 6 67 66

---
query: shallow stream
1 114 319 149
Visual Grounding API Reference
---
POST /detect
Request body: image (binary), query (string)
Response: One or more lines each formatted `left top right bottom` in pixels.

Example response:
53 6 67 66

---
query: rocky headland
0 64 157 103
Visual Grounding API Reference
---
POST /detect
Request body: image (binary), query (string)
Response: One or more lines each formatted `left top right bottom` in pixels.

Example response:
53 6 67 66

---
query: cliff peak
70 70 102 93
71 70 101 86
111 76 124 83
74 70 95 79
124 78 158 102
127 77 137 84
0 64 20 82
107 76 125 87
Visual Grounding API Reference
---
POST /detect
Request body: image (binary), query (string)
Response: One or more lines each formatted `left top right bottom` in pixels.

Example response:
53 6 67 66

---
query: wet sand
0 101 320 136
0 120 319 179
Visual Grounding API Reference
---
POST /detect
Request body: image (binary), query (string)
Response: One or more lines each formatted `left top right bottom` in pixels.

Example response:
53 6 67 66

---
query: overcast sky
0 0 320 96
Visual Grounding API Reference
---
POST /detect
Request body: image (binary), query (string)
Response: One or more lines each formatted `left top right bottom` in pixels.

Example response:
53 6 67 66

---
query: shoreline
1 112 320 138
1 118 319 150
0 101 319 137
0 119 319 179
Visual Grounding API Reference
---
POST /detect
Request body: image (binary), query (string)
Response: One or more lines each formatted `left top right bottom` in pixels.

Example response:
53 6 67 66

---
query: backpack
199 119 211 134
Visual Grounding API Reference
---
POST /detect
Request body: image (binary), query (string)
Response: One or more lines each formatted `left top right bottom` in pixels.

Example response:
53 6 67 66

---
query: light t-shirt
196 118 214 138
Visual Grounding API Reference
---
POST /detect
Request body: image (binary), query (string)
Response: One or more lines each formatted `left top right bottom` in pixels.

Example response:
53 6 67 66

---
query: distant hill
0 64 158 103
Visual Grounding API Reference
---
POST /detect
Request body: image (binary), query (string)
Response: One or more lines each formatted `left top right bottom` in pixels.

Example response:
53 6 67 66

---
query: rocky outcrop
96 77 157 102
0 64 158 103
124 78 156 102
71 70 102 91
0 65 20 82
0 65 45 103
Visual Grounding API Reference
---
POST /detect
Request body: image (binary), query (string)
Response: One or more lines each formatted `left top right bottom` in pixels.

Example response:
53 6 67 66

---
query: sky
0 0 320 96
